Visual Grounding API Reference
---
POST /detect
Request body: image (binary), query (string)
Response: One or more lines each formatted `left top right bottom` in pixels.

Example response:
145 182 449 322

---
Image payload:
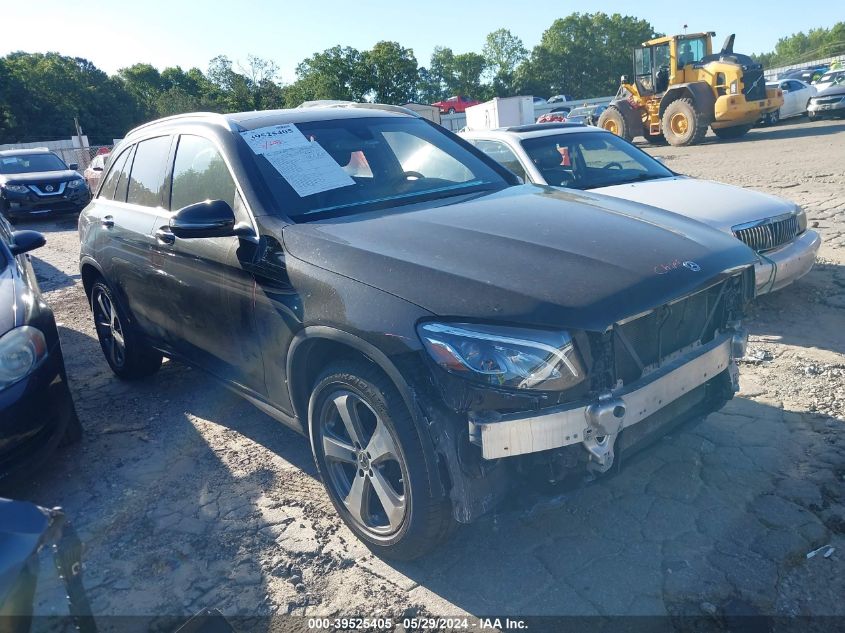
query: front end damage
410 268 754 524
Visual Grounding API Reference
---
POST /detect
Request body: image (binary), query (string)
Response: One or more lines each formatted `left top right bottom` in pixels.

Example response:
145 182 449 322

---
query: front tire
662 98 708 146
712 124 753 140
90 280 162 379
597 106 632 141
309 360 454 560
764 110 780 126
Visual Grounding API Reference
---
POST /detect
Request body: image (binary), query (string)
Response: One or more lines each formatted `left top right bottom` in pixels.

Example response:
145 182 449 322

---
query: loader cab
634 34 714 95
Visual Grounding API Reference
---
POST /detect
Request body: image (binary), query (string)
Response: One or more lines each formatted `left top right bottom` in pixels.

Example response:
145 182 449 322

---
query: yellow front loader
598 33 783 146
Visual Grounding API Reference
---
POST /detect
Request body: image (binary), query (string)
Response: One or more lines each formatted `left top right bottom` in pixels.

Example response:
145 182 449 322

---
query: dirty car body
79 108 755 557
461 124 820 295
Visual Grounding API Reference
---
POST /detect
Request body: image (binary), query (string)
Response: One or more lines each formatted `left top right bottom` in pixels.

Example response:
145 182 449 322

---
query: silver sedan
461 124 821 295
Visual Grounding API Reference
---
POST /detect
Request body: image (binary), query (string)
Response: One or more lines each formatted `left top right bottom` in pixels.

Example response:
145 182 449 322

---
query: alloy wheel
318 390 407 536
93 287 126 368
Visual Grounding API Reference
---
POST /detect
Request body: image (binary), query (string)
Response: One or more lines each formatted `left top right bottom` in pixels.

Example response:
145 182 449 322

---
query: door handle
101 215 114 228
155 228 175 245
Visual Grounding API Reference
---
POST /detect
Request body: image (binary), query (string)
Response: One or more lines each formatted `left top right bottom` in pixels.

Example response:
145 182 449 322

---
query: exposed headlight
730 80 738 95
418 322 585 391
0 326 47 389
3 184 29 194
67 178 86 190
796 207 807 233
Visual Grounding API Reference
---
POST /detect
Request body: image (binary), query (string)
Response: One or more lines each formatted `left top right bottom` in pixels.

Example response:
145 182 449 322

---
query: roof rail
125 111 234 137
297 100 419 118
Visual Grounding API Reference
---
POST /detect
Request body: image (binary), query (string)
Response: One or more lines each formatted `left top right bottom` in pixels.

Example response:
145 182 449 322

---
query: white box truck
465 96 534 130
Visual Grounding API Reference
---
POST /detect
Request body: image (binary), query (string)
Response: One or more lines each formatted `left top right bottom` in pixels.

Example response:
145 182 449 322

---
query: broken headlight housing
418 322 585 391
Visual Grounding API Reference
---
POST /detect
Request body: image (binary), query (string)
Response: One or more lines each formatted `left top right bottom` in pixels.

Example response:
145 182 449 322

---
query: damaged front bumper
468 329 746 471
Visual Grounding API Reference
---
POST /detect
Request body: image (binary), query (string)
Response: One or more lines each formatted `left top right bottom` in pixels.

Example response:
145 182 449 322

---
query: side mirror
620 75 629 84
10 230 46 255
169 200 236 239
68 163 79 171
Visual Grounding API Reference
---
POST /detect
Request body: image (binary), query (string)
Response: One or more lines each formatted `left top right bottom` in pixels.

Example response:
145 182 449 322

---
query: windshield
0 153 67 174
520 132 673 190
252 116 508 220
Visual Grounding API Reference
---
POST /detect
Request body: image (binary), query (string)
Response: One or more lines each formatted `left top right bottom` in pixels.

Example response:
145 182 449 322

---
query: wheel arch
288 326 447 497
659 82 716 119
80 257 105 300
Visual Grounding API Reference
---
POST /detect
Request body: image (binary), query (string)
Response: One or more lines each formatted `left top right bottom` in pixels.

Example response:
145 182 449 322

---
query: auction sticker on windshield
240 124 355 197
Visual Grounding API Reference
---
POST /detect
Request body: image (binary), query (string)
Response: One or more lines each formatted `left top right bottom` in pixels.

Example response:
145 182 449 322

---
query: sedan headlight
3 184 29 194
0 326 47 389
67 178 86 190
418 322 585 391
795 207 807 233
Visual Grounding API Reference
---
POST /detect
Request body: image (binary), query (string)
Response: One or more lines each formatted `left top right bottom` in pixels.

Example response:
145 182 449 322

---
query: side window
170 135 237 211
127 136 172 208
635 48 652 76
789 80 804 91
471 140 527 181
98 147 132 201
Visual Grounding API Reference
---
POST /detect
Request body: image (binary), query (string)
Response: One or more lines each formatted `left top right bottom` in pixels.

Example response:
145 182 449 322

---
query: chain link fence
51 145 112 171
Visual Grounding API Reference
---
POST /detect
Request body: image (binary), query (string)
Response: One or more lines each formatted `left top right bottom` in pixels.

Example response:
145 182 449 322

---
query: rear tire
764 110 780 126
597 106 632 141
90 280 162 380
662 98 708 146
309 360 454 560
712 124 753 140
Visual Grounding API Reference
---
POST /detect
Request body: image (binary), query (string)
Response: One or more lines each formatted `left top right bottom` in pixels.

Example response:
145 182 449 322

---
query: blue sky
4 1 843 82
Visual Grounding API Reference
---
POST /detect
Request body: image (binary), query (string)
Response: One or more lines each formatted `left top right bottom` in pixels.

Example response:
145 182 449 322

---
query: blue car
0 217 79 481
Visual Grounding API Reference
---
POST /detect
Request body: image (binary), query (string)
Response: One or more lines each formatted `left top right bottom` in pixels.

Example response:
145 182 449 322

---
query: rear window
0 153 67 174
126 136 172 208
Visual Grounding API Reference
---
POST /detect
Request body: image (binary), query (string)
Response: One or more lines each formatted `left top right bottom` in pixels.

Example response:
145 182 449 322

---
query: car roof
461 123 603 140
0 148 56 157
125 107 413 139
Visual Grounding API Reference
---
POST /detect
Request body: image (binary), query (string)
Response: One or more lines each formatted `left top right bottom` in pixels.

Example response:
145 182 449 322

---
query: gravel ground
3 118 844 630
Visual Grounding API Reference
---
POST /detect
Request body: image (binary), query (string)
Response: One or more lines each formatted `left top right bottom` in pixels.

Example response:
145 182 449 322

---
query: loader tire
598 106 632 141
662 98 708 146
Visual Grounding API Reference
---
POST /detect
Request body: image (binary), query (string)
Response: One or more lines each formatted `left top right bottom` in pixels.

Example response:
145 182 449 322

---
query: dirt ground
4 118 844 631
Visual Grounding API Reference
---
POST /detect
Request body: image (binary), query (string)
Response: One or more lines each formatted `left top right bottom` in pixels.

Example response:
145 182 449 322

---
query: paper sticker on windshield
2 158 18 165
240 124 354 197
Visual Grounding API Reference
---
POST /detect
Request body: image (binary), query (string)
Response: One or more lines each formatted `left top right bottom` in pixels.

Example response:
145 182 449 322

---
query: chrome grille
732 214 800 253
812 96 844 105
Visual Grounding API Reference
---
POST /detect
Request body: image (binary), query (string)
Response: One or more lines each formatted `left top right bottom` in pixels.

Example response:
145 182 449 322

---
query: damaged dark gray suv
79 106 756 558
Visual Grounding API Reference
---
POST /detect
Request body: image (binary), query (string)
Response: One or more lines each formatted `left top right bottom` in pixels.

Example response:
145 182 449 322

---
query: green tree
482 29 528 95
0 52 141 144
362 41 418 104
517 12 657 99
285 46 367 105
422 47 487 100
753 22 845 68
117 63 164 117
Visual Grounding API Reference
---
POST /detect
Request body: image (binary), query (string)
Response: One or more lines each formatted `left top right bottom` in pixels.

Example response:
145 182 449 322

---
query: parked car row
2 104 820 559
759 68 845 125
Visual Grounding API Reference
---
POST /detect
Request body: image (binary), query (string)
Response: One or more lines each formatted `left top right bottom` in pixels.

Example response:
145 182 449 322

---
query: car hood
282 185 755 332
595 176 797 233
814 85 845 97
0 170 80 186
